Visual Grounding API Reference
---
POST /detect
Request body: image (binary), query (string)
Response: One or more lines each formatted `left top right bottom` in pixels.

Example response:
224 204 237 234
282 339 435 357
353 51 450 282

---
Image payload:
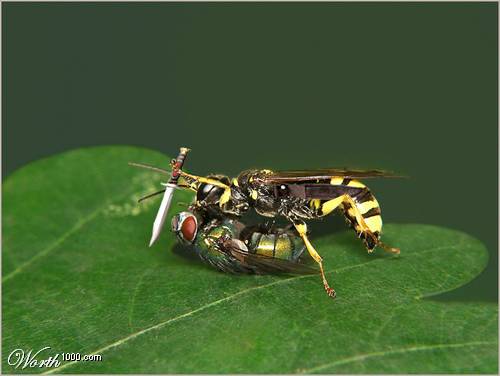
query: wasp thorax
171 211 198 244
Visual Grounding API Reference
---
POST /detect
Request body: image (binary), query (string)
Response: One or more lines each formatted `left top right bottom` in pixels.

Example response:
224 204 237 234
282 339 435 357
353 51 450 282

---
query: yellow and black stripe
310 177 383 250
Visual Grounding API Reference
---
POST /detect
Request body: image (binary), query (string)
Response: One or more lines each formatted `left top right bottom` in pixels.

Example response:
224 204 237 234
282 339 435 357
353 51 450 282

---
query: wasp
132 147 400 298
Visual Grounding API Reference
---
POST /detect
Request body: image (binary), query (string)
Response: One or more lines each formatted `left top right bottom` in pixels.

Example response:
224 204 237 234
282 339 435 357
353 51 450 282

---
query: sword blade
149 183 176 247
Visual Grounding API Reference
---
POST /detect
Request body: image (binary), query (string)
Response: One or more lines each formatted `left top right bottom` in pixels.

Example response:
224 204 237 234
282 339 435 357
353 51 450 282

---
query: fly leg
292 219 336 299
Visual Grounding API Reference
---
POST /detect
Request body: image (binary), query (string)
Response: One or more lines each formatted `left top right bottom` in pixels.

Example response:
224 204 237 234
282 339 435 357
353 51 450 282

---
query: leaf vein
3 209 102 283
299 341 498 373
3 186 139 283
127 268 153 332
44 241 465 374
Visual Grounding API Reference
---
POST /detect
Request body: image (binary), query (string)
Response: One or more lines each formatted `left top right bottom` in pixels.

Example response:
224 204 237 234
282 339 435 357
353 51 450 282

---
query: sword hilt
169 147 190 185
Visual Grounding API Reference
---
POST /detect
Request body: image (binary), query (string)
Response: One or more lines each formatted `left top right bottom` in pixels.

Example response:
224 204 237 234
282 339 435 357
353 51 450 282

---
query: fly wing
214 238 318 275
263 168 403 183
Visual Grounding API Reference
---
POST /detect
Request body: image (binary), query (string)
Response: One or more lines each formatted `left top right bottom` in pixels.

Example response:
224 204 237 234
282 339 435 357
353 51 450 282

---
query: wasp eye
275 184 290 198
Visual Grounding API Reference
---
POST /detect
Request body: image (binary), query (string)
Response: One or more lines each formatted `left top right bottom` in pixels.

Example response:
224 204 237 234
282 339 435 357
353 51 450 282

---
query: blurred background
3 2 497 301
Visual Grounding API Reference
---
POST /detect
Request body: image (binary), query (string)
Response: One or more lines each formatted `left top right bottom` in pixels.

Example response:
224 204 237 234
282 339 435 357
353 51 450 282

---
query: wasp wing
265 168 405 200
279 184 368 200
263 168 403 183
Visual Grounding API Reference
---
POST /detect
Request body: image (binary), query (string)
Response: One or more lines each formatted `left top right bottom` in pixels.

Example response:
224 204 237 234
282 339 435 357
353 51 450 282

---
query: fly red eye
180 215 197 242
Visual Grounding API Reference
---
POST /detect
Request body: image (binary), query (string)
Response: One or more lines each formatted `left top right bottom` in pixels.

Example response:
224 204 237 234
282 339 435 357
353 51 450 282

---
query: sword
149 147 190 247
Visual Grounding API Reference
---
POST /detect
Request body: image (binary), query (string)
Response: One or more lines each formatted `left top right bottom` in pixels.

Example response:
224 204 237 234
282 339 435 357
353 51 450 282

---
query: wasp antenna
138 189 166 203
128 162 170 175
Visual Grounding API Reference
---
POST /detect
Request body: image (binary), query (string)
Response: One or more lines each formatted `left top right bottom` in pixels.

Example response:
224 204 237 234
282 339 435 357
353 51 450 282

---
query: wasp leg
293 220 336 299
342 195 400 255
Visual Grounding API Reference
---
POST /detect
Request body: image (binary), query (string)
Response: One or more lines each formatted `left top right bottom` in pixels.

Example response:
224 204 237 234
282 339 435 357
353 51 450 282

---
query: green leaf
2 146 497 374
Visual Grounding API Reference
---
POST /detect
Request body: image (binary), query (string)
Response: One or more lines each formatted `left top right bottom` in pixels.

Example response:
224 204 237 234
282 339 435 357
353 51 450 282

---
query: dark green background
3 2 498 301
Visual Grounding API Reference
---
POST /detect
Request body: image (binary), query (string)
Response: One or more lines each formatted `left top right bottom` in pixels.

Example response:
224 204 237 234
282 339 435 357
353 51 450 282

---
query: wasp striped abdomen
312 177 383 251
